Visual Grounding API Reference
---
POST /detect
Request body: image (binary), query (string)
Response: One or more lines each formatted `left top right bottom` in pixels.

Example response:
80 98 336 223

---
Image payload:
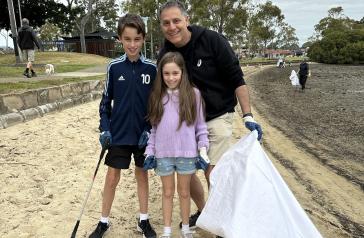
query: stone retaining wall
0 80 104 128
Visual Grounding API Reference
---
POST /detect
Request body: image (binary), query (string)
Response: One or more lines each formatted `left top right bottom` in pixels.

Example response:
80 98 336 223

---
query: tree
308 6 364 64
39 21 61 42
122 0 170 57
122 0 249 57
276 23 299 49
189 0 248 37
250 1 284 54
87 0 119 32
76 0 93 53
0 0 68 31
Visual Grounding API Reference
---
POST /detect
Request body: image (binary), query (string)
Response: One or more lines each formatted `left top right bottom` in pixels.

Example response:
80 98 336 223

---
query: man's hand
99 131 112 149
243 113 263 141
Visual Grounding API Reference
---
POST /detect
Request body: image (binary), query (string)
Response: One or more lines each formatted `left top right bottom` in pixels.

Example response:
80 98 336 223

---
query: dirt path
0 66 362 238
244 66 364 238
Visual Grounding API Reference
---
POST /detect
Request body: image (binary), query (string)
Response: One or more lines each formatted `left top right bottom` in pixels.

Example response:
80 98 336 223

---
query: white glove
199 147 210 163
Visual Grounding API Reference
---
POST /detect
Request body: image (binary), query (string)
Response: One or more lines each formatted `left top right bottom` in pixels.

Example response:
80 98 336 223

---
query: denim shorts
155 157 197 176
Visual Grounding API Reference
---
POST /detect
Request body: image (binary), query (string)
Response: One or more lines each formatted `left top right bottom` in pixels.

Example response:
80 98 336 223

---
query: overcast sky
1 0 363 48
253 0 364 45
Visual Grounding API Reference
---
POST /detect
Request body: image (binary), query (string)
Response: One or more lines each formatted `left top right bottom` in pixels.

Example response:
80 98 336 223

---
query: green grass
0 52 109 77
0 75 104 94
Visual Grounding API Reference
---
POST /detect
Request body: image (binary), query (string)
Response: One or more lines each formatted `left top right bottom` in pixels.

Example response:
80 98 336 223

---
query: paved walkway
0 64 107 83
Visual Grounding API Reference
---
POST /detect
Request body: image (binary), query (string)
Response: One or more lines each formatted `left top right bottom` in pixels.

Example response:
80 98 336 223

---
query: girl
145 52 209 238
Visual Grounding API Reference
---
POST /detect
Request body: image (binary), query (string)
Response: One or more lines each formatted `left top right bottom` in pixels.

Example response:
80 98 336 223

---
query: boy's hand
99 131 112 149
138 130 150 149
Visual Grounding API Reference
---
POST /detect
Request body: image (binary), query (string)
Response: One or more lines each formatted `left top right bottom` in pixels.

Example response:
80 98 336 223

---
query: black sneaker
89 221 110 238
179 210 201 229
23 71 31 78
137 219 156 238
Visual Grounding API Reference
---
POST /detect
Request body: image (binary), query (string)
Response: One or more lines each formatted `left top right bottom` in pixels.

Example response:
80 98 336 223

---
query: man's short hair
158 0 188 19
22 18 29 26
117 14 146 37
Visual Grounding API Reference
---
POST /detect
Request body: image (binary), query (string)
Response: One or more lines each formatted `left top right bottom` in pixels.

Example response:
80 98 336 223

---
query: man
298 59 310 91
157 0 263 235
18 18 41 78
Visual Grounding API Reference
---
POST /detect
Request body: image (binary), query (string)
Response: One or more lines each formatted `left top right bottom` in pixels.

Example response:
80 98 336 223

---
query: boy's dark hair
158 0 188 19
117 13 146 37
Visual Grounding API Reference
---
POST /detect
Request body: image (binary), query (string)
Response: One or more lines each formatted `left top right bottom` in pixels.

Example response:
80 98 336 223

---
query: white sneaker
180 230 194 238
159 233 172 238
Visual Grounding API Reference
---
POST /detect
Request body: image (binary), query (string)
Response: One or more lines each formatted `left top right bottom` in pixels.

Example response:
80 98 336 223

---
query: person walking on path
89 14 157 238
157 1 263 234
298 59 310 91
145 51 209 238
18 18 41 78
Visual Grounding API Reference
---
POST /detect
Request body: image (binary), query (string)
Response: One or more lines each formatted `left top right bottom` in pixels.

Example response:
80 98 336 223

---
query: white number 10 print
141 74 150 84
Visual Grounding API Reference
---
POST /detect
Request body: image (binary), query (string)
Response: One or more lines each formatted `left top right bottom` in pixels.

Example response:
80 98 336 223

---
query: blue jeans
155 157 197 176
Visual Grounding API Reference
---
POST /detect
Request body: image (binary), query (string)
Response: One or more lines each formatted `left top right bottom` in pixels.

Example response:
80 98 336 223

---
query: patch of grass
0 52 109 77
0 75 104 94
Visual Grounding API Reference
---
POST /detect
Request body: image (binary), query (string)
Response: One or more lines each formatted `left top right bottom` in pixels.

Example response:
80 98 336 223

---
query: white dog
45 64 55 75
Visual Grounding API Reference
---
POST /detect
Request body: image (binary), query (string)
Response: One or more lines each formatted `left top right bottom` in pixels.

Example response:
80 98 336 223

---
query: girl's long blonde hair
147 51 197 129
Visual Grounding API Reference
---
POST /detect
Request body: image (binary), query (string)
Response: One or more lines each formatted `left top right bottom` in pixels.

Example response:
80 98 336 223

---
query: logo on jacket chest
197 59 202 67
118 75 125 81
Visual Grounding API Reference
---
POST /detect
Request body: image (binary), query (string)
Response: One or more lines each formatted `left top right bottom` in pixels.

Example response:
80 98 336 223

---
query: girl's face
162 62 182 90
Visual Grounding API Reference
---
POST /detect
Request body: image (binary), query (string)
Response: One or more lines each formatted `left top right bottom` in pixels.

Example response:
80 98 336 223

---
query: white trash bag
290 70 300 86
196 131 322 238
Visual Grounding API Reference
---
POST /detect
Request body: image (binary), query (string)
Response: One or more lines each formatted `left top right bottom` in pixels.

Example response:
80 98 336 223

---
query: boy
89 14 157 238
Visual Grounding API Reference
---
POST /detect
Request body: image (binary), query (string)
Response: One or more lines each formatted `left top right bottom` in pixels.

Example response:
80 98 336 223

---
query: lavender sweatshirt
145 88 209 158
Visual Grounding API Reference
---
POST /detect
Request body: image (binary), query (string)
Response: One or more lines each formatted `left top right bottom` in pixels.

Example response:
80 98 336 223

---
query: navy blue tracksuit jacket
99 54 156 146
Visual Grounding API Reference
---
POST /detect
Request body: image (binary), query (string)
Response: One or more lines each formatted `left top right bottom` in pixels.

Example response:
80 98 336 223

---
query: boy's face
119 26 144 61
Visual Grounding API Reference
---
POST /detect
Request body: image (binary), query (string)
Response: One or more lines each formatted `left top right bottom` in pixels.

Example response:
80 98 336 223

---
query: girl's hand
199 147 210 164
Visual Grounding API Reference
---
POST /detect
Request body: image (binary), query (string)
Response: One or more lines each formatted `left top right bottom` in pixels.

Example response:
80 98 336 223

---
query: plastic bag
196 131 322 238
290 70 300 86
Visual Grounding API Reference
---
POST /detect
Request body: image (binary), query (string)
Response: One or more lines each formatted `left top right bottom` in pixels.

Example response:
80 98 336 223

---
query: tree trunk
78 0 93 53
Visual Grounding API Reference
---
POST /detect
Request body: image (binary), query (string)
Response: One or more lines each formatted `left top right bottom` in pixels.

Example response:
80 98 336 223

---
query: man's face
160 7 191 47
119 26 144 61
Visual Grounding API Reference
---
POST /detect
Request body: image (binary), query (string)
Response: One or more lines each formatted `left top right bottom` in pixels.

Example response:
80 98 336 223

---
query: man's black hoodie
159 25 245 121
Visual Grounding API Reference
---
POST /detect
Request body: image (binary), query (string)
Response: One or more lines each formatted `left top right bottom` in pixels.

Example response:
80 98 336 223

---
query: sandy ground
0 66 363 238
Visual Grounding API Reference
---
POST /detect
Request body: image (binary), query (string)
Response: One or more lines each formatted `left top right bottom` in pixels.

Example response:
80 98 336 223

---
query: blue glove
143 155 157 170
243 114 263 141
99 131 112 149
138 130 150 149
196 147 210 171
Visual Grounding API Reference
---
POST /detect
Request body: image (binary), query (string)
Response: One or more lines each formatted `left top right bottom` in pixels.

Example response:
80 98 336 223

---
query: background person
157 0 263 233
18 18 41 78
298 59 310 90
